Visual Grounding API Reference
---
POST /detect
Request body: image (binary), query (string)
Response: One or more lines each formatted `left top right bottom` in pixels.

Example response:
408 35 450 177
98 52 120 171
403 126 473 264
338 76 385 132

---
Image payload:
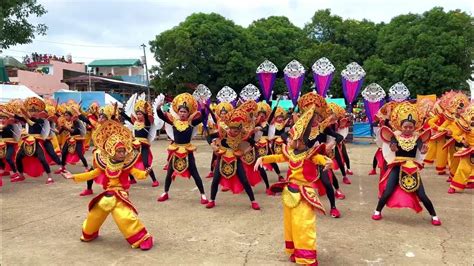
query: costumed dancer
76 104 119 196
327 103 353 184
436 92 469 182
43 100 63 166
55 101 89 174
255 105 332 266
14 97 57 183
372 102 441 225
156 93 208 204
268 104 292 181
84 102 100 150
0 101 22 183
424 93 452 175
369 102 398 177
206 100 261 210
449 104 474 193
121 93 164 187
298 92 343 217
62 120 154 250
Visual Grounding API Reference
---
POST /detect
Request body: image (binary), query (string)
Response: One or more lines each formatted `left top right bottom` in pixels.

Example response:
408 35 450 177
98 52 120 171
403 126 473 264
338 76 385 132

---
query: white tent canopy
105 93 123 107
0 84 42 103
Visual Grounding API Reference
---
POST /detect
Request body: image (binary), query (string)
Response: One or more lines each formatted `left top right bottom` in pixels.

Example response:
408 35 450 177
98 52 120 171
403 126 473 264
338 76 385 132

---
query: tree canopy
0 0 47 50
149 7 473 98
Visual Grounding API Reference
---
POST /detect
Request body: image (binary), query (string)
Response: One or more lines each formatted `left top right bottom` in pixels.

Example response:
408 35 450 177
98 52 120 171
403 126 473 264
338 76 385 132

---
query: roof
62 75 148 88
0 84 41 103
88 59 142 67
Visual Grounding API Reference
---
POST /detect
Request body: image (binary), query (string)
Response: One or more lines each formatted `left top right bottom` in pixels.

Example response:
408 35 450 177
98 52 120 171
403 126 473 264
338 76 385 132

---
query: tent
0 84 42 103
271 99 294 110
326 98 346 108
105 93 123 107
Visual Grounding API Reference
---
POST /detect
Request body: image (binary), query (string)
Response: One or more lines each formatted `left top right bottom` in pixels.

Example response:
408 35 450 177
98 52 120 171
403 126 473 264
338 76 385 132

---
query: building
7 57 86 97
87 59 146 85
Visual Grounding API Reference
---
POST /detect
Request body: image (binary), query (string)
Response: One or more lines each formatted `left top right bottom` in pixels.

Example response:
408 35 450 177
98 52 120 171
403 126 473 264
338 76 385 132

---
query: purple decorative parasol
312 57 335 97
256 60 278 102
341 62 366 111
361 83 385 125
283 60 305 106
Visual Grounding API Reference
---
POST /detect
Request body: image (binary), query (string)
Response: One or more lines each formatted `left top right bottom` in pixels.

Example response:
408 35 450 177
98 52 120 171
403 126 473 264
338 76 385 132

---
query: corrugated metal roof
88 59 142 67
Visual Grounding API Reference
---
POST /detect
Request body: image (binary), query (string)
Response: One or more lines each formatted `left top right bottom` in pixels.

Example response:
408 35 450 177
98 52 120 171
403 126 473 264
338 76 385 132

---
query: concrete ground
1 140 473 265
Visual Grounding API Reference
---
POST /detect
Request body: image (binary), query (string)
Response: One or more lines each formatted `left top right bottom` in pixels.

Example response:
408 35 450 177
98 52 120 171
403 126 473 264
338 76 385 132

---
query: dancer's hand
390 143 398 152
62 171 73 179
323 159 332 171
420 144 428 154
254 157 263 171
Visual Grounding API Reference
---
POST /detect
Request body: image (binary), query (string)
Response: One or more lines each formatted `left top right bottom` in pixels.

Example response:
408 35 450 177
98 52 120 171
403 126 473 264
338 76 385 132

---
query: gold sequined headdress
172 93 198 114
390 102 423 131
215 102 233 119
134 99 152 114
274 107 287 118
24 97 45 112
99 104 117 119
328 102 346 120
289 105 315 141
257 101 271 119
298 92 329 119
93 120 133 157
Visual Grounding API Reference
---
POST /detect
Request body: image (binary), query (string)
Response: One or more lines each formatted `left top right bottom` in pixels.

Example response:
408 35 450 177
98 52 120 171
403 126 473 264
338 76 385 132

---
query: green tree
0 0 47 49
304 9 342 43
248 16 310 95
149 13 257 95
371 7 473 95
298 42 357 97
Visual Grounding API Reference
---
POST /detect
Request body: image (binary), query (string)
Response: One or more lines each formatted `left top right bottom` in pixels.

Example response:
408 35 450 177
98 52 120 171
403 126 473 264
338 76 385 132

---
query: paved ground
1 140 473 265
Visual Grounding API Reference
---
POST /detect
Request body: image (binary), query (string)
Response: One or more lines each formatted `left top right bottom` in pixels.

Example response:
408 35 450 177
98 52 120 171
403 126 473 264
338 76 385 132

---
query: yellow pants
81 195 151 248
425 139 448 173
284 200 317 265
451 156 473 191
448 146 460 177
51 135 61 153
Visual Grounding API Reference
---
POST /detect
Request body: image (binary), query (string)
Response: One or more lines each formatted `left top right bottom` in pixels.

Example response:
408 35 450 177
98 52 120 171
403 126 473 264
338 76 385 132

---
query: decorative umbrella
217 86 237 105
256 60 278 103
240 84 261 101
284 60 305 107
388 82 410 102
312 57 335 97
341 62 365 112
362 83 386 125
192 84 212 129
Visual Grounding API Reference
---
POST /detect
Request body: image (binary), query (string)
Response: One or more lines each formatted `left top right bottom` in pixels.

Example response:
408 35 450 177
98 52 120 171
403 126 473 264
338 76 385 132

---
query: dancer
0 102 22 182
372 102 441 225
62 120 154 250
449 105 474 193
121 95 162 187
328 103 353 183
156 93 208 204
77 104 119 196
206 101 260 210
255 105 331 266
14 97 56 183
55 102 89 174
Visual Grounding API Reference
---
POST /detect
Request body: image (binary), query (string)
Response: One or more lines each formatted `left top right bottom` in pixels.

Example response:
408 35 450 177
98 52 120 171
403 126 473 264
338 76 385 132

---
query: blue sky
3 0 472 67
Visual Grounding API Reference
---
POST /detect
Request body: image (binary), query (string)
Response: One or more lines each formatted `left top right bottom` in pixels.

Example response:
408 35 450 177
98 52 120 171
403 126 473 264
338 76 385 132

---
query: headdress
134 99 152 114
274 107 287 118
88 102 100 114
257 101 271 119
416 97 435 118
92 120 133 157
328 102 346 120
445 92 469 115
298 92 329 118
288 106 315 141
390 102 423 131
172 93 198 114
224 100 256 129
99 104 117 119
24 97 45 112
215 102 233 118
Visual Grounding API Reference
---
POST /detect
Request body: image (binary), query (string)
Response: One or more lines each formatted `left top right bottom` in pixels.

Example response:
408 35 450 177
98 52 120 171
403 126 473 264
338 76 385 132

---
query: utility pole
141 43 151 101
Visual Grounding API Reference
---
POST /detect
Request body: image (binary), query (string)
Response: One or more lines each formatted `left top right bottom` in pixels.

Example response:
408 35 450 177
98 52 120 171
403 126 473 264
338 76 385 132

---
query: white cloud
3 0 472 68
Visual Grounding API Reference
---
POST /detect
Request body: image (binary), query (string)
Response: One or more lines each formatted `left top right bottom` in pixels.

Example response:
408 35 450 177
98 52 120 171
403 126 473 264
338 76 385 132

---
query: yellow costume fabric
262 148 328 265
425 115 448 173
72 165 151 248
